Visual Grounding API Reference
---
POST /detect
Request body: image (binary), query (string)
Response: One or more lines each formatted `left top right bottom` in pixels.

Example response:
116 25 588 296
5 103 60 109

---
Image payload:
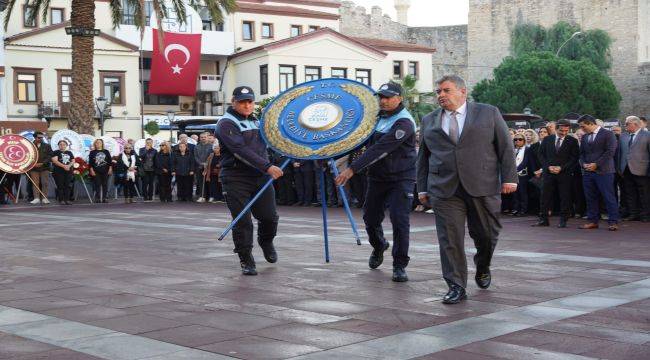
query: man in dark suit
577 115 620 231
533 119 580 228
616 116 650 222
417 75 517 304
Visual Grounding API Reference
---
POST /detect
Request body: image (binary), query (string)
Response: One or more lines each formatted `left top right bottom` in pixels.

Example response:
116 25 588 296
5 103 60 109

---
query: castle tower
394 0 410 25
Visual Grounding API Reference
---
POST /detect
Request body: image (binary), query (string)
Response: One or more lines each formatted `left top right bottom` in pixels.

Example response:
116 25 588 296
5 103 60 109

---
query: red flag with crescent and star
148 29 202 96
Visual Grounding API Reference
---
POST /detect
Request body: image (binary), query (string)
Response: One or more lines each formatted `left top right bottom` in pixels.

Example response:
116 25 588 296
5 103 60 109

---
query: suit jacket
416 102 517 198
617 131 650 176
538 134 579 176
515 147 537 178
579 128 617 174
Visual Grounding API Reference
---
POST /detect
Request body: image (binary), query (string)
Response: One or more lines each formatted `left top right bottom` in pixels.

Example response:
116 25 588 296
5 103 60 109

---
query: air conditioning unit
180 102 194 111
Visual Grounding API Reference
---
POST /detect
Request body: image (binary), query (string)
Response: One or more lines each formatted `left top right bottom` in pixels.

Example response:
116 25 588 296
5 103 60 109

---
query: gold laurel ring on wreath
264 84 378 158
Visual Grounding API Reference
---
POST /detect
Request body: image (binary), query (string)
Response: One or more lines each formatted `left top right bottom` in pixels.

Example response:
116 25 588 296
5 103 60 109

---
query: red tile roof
351 37 436 54
238 0 341 8
236 2 340 20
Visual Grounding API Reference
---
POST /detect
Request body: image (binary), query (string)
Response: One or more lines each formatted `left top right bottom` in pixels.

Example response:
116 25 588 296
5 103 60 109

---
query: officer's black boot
392 266 408 282
237 251 257 276
369 242 389 269
260 242 278 263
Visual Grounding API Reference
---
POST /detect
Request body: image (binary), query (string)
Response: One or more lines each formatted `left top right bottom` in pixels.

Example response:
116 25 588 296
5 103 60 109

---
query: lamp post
95 96 108 136
166 110 176 143
556 31 582 57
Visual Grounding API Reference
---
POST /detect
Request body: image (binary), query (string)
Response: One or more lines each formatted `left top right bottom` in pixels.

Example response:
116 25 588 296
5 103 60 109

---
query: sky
349 0 469 27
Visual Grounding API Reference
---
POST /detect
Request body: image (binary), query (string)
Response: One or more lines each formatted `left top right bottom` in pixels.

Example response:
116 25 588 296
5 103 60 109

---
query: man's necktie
448 111 459 144
555 136 562 152
628 133 635 149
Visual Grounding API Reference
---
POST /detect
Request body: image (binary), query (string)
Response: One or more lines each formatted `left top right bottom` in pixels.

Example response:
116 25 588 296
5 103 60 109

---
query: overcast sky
348 0 469 27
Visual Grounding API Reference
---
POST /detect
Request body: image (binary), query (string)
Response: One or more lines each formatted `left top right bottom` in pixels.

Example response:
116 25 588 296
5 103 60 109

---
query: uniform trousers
53 171 72 202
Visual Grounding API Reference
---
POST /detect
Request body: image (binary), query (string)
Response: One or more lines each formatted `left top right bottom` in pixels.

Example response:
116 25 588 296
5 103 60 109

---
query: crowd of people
1 116 648 229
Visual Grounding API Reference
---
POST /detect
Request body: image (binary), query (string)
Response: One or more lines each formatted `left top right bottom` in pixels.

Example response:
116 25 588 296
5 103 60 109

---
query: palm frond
3 0 17 30
109 0 122 29
170 0 187 25
38 0 52 25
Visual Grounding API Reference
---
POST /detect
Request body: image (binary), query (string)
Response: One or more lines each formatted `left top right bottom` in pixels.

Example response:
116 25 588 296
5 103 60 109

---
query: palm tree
397 75 436 124
3 0 236 134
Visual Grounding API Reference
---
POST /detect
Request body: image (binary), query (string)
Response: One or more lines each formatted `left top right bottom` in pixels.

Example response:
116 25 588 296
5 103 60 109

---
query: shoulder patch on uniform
395 129 406 139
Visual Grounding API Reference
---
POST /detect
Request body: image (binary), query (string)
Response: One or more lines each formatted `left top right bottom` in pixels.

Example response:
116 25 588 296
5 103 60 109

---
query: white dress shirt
442 102 467 138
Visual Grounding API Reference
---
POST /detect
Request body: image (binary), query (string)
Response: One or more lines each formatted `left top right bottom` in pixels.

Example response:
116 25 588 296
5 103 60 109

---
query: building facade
1 0 435 139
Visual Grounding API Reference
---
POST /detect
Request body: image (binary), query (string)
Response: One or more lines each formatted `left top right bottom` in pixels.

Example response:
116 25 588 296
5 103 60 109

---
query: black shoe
237 252 257 276
557 218 568 228
532 218 549 227
392 267 408 282
475 271 491 289
260 243 277 263
442 284 467 304
369 242 389 269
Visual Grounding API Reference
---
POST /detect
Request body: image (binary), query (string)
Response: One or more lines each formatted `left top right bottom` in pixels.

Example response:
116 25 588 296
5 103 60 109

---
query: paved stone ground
0 201 649 359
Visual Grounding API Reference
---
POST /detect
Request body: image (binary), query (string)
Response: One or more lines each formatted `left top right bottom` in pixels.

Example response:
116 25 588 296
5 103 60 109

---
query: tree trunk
68 0 96 135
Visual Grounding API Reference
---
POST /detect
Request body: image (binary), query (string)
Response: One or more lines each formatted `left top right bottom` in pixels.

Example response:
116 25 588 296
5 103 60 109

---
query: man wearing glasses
29 132 52 204
417 75 517 304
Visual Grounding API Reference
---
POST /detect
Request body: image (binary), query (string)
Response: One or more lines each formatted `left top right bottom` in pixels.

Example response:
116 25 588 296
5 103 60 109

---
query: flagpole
139 31 145 139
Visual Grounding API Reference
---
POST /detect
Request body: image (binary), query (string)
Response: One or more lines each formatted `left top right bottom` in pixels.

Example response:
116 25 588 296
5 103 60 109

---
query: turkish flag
148 29 202 96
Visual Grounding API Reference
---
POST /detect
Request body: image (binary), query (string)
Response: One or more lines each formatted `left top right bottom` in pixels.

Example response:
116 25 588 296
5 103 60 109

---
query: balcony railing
38 101 112 119
198 74 222 92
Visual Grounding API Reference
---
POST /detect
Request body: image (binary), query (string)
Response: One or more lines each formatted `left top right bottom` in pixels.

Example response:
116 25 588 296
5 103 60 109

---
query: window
305 67 321 82
202 20 213 31
261 23 273 39
355 69 371 86
50 8 64 24
143 81 179 105
290 25 302 37
331 68 347 79
57 70 72 104
393 61 403 78
242 21 254 41
23 5 37 28
99 71 125 106
308 25 320 32
260 65 268 95
14 68 41 103
279 65 296 92
408 61 418 79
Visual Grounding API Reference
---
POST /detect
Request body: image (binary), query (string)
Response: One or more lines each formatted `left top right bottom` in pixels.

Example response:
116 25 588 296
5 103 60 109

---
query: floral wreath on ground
72 157 90 181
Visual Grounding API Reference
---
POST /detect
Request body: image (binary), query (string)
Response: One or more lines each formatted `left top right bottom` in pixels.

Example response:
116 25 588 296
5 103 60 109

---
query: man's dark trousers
363 179 413 268
540 173 573 219
583 171 619 224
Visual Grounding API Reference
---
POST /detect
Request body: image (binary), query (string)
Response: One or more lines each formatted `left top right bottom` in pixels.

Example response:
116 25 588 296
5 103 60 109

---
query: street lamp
95 96 108 136
556 31 582 57
166 110 176 143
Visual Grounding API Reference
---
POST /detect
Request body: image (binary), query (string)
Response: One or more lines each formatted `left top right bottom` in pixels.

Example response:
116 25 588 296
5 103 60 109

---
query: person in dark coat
512 134 538 216
139 138 158 201
88 138 113 203
292 159 315 206
155 142 173 202
50 140 74 205
114 144 141 203
203 144 224 202
172 142 195 202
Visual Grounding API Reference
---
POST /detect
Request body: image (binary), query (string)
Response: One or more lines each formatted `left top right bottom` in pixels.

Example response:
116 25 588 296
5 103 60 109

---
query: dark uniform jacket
538 134 579 176
350 104 417 182
215 107 272 178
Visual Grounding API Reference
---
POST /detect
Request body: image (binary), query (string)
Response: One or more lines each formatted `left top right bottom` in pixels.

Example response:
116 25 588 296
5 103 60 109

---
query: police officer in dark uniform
335 82 417 282
216 86 284 275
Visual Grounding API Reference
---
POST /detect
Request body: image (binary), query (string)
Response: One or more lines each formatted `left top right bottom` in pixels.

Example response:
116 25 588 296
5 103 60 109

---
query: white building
1 0 435 139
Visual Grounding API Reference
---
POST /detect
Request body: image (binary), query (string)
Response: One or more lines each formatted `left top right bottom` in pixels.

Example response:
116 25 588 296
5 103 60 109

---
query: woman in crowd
538 127 549 142
155 142 173 202
115 144 140 203
172 142 195 201
51 140 74 205
203 143 223 203
88 139 112 203
512 134 537 216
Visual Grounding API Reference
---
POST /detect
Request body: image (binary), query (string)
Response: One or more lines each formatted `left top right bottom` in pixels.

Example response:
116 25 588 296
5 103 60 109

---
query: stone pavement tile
43 304 132 322
60 332 186 360
79 293 170 309
264 308 349 325
8 348 105 360
324 331 450 359
204 299 286 315
491 329 609 355
140 324 245 348
536 295 630 312
217 288 313 305
7 279 79 292
579 341 650 360
586 285 650 301
86 314 185 335
454 340 599 360
414 316 530 345
0 331 58 359
480 305 585 326
250 323 375 349
0 318 114 342
113 274 195 287
411 349 501 360
0 306 49 326
621 297 650 310
350 308 451 329
288 349 381 360
0 296 88 312
139 348 236 360
321 318 412 337
199 335 322 359
278 299 377 316
468 291 546 306
178 309 287 332
535 321 650 345
0 289 48 302
44 286 120 300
